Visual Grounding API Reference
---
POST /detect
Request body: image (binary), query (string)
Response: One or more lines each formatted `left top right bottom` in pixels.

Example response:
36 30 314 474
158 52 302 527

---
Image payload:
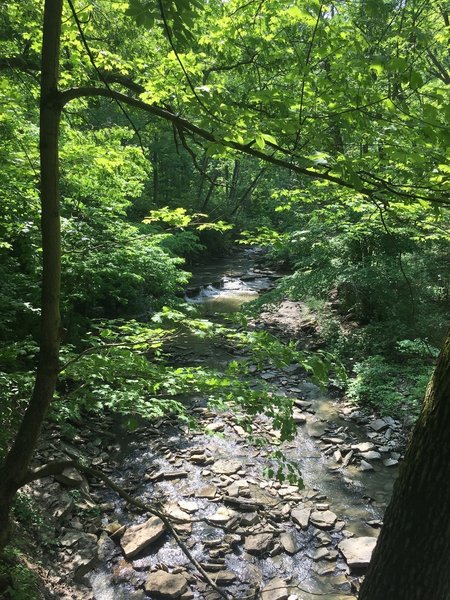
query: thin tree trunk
201 172 218 211
0 0 63 550
359 329 450 600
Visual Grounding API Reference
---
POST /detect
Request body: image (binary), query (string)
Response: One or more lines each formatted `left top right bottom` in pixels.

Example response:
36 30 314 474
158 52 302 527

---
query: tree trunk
359 329 450 600
0 0 63 551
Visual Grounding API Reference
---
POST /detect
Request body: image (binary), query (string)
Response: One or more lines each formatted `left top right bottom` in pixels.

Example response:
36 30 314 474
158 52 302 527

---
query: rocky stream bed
23 252 408 600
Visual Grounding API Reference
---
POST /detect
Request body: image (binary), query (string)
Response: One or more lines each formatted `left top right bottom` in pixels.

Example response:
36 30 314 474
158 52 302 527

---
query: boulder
121 516 165 558
145 570 188 598
338 537 377 571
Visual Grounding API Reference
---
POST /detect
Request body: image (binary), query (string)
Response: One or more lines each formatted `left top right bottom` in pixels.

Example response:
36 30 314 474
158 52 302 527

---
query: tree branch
58 87 450 206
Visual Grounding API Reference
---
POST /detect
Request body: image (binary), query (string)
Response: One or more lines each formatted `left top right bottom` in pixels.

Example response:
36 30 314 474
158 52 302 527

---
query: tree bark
0 0 63 550
359 329 450 600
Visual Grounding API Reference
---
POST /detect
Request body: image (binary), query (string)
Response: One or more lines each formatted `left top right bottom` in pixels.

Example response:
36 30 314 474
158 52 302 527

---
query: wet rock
291 507 310 529
212 571 236 585
261 577 289 600
279 532 299 554
145 570 188 598
212 459 242 475
67 532 98 583
333 449 342 463
244 532 274 555
383 458 399 467
121 516 166 558
338 537 377 571
342 450 354 467
359 460 374 471
359 451 381 461
309 510 337 530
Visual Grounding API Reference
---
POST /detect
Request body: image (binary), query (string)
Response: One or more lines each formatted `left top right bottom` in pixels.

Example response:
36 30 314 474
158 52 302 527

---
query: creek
87 249 402 600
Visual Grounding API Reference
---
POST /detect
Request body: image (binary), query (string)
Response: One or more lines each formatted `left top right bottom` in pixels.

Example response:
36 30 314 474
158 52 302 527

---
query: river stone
338 537 377 571
55 467 86 488
178 500 198 513
213 571 236 585
166 504 192 523
212 459 241 475
121 516 165 558
359 451 381 461
279 532 299 554
261 577 289 600
244 532 274 554
351 442 375 453
145 570 188 598
359 460 374 471
209 507 234 524
383 458 399 467
196 485 217 499
310 510 337 529
292 409 306 424
369 418 388 432
291 507 310 529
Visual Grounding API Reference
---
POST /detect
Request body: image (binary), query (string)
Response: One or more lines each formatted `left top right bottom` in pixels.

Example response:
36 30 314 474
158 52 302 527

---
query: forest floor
4 300 412 600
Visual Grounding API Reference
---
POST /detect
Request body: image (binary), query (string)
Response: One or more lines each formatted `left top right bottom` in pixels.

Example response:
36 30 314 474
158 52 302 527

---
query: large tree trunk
0 0 63 551
359 329 450 600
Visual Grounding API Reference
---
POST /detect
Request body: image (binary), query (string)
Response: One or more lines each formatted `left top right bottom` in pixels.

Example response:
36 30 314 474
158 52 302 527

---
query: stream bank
12 251 407 600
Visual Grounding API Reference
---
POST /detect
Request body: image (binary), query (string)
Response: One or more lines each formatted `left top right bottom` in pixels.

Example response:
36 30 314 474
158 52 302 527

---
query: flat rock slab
261 577 289 600
145 570 188 598
121 516 165 558
291 507 311 530
338 537 377 571
244 532 274 555
310 510 337 530
196 485 217 499
352 442 375 453
279 532 299 554
369 418 389 432
209 507 234 525
212 459 242 475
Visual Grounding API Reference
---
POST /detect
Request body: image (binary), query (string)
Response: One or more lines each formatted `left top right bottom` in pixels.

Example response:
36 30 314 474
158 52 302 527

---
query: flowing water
89 249 400 600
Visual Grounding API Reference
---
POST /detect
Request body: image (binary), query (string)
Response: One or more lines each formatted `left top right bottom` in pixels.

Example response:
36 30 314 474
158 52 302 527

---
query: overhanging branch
58 86 450 207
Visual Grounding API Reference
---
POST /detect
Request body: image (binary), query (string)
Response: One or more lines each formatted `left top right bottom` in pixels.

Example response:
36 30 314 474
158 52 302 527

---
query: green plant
346 355 433 418
0 548 40 600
